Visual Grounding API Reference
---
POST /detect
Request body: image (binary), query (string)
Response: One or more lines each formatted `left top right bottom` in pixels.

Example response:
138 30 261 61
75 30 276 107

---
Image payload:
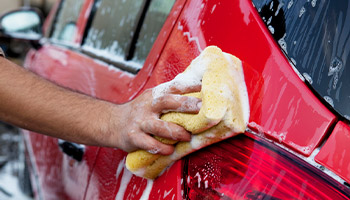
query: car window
131 0 176 65
82 0 176 73
51 0 84 44
82 0 146 71
252 0 350 121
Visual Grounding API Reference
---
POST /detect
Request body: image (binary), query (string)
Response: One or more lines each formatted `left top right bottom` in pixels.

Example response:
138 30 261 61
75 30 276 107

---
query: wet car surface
1 0 349 199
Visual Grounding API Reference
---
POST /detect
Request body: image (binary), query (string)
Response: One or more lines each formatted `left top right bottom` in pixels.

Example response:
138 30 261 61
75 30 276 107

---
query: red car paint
316 121 350 184
20 0 349 199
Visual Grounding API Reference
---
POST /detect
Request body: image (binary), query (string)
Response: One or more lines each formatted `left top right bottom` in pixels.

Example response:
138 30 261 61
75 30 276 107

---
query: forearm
0 57 201 154
0 57 115 146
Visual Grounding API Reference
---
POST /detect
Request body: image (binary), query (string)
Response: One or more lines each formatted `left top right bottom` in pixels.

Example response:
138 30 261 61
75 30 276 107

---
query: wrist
90 100 126 148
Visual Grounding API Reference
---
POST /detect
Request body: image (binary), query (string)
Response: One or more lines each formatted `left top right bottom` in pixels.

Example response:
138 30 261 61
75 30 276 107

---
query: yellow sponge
125 46 249 179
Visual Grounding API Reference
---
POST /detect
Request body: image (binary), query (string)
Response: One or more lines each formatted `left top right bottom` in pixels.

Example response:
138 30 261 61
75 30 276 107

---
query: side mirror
0 8 43 41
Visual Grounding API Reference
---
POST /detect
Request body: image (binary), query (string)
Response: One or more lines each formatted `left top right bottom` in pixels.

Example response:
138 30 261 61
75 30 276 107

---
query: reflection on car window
58 22 77 41
1 11 41 34
83 0 146 71
131 0 176 65
252 0 350 120
83 0 176 73
51 0 84 44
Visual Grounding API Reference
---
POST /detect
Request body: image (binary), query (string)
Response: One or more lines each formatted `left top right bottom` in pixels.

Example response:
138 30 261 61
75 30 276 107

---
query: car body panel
23 45 102 200
87 0 338 199
144 0 336 157
316 121 350 184
84 1 188 199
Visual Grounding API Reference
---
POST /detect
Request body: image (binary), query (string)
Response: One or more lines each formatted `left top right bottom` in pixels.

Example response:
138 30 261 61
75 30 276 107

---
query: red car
0 0 349 199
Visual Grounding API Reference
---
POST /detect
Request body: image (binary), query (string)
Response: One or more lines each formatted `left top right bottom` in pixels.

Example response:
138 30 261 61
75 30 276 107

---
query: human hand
107 85 201 155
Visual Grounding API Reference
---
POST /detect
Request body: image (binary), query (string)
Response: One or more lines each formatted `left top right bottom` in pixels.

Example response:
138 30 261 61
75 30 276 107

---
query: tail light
183 134 350 200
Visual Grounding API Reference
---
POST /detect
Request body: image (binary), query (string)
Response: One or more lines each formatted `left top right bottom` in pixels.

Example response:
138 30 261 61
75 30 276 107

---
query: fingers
132 132 175 155
153 94 201 114
141 118 191 141
168 84 201 94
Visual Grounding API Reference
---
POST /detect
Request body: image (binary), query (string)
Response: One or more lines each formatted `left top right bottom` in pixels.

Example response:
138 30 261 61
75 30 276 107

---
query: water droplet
288 0 294 9
299 6 306 17
291 57 296 65
328 57 343 89
303 73 313 84
268 25 275 34
267 16 272 25
278 34 288 53
344 115 350 121
270 1 274 10
275 2 284 16
293 40 297 45
324 96 334 107
311 0 317 7
319 165 325 170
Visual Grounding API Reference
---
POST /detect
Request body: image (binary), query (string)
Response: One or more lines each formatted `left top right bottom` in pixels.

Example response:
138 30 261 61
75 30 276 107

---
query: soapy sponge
125 46 249 179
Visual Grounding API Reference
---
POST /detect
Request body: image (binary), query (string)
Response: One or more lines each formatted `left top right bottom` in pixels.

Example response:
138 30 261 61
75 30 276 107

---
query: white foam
162 95 200 114
223 53 250 125
184 51 250 149
190 134 204 150
115 165 133 200
195 172 202 188
139 179 154 200
163 188 174 198
132 168 146 178
147 148 161 154
152 52 210 100
82 45 142 71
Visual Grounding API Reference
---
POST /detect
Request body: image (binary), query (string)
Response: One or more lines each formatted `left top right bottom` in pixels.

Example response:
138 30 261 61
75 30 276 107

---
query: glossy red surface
145 0 336 157
84 1 188 199
315 121 350 184
27 0 188 199
25 46 102 199
138 0 336 198
23 0 344 199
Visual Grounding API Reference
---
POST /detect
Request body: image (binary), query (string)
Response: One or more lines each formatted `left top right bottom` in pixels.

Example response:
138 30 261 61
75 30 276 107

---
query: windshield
252 0 350 121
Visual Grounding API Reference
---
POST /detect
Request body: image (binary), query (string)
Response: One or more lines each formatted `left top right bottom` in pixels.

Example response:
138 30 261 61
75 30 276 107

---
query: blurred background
0 1 55 199
0 0 55 15
0 0 55 64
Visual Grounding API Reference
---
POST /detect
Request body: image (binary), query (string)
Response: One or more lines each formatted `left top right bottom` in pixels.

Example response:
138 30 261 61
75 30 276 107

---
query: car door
82 0 186 199
23 0 105 199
